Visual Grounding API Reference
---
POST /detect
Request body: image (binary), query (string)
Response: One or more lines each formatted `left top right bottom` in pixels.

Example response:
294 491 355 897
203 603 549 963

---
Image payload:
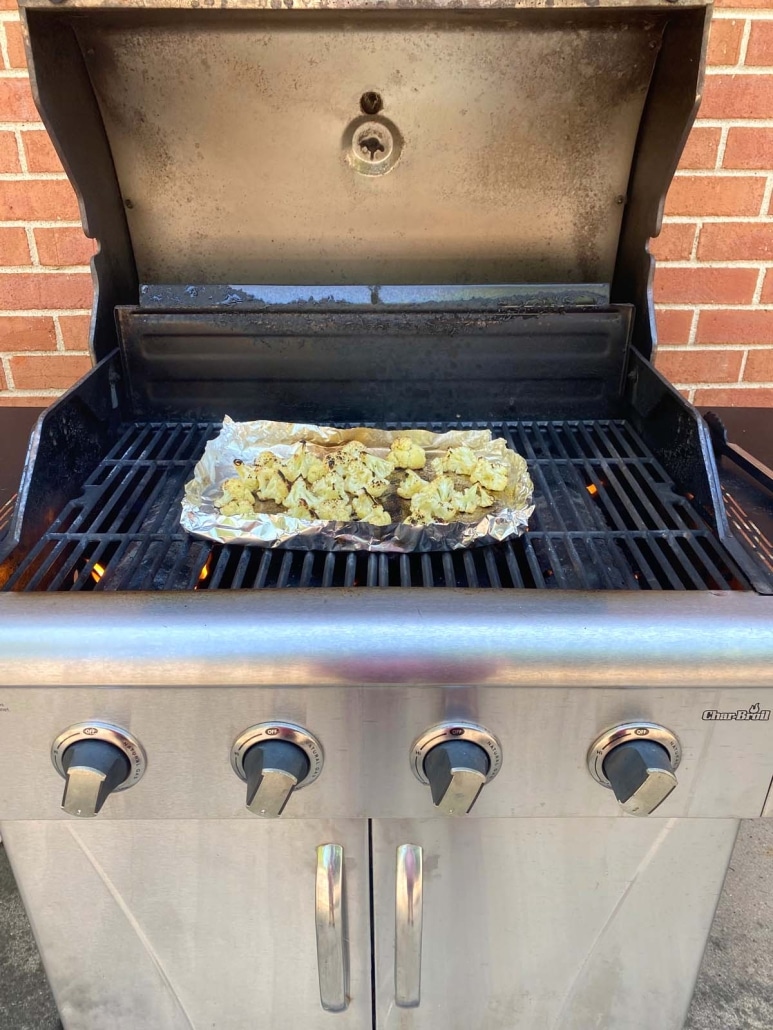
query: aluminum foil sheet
181 417 534 552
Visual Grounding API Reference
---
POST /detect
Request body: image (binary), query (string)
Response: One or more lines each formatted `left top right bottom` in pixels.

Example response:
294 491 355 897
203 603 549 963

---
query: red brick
0 315 56 352
656 348 743 384
664 176 765 217
9 353 91 390
724 127 773 170
0 131 20 173
0 0 18 9
707 19 744 65
654 267 758 305
0 394 58 407
0 77 37 122
22 130 64 174
650 223 697 261
696 310 773 345
744 349 773 381
701 75 773 119
34 228 94 268
4 20 26 70
746 21 773 66
58 314 91 351
678 127 721 170
0 180 80 221
0 272 92 311
694 386 773 406
0 227 29 266
656 309 694 346
697 222 773 261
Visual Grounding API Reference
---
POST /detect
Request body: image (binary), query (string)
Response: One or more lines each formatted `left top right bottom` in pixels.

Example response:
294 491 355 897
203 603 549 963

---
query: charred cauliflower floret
409 475 460 524
439 445 478 476
455 483 494 514
314 498 352 521
284 501 313 520
389 437 426 470
284 478 319 511
363 453 395 479
253 467 289 504
397 471 426 499
314 472 348 502
364 505 391 526
218 478 255 504
339 441 366 461
367 477 390 499
343 464 376 496
470 458 509 492
352 492 377 520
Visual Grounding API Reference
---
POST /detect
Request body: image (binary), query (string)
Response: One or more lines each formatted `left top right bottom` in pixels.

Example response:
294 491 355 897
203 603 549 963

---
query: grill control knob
424 740 489 816
61 740 131 818
51 721 147 818
243 740 310 818
587 722 682 817
231 723 324 818
603 740 677 816
411 722 503 816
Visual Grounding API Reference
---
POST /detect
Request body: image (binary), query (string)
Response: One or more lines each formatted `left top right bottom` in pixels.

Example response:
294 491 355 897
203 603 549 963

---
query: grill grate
3 419 751 592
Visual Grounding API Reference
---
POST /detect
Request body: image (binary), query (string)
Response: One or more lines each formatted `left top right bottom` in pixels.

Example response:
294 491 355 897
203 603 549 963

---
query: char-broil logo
703 702 770 722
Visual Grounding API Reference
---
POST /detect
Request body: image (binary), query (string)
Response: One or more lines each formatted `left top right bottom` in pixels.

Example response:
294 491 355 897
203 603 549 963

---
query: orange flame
587 484 598 496
91 562 106 583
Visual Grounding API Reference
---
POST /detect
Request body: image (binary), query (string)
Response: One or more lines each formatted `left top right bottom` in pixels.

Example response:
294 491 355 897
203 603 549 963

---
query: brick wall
0 3 771 408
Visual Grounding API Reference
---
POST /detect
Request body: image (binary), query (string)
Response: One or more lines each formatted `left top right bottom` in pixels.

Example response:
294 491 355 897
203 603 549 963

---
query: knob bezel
231 722 323 789
51 721 147 790
410 721 503 786
587 721 681 789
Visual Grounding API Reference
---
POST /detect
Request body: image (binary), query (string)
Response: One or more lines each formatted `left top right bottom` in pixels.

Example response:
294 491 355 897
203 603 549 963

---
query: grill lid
22 0 710 348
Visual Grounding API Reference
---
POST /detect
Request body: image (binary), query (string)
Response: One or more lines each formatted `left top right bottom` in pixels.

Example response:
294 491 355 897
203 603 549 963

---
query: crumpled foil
181 417 534 552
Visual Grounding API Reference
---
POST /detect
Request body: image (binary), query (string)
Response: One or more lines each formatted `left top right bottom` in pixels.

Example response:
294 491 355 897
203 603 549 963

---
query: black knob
243 740 311 817
602 739 677 816
61 739 132 817
424 740 490 816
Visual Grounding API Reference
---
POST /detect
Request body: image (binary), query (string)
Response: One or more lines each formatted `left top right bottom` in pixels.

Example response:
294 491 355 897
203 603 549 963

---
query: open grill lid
21 0 710 361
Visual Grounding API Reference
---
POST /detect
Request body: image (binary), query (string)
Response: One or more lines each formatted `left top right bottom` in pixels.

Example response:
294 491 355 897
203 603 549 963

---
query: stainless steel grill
4 419 750 593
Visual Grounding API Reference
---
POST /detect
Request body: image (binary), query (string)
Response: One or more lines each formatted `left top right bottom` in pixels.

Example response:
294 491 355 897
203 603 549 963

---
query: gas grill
1 1 773 1029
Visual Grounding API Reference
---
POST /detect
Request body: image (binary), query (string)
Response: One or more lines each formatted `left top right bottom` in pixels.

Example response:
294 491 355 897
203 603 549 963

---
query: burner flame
91 562 106 583
587 484 598 496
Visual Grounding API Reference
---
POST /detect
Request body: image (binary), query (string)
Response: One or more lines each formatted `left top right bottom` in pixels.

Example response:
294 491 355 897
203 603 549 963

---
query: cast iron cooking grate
3 419 751 592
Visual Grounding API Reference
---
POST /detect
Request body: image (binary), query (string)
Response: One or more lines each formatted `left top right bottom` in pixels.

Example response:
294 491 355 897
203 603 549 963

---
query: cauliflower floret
397 471 426 499
409 475 460 524
219 499 256 517
470 458 509 492
253 467 289 504
439 446 478 476
352 493 377 520
279 447 307 483
303 456 327 484
254 451 279 468
339 441 366 461
285 501 313 520
218 478 255 503
365 505 391 527
314 498 352 521
367 477 390 499
284 478 319 510
389 437 426 470
314 472 348 502
343 463 375 496
455 483 494 514
363 452 395 479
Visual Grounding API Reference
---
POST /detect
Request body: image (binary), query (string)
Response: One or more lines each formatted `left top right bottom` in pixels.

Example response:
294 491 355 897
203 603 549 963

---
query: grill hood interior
22 0 710 361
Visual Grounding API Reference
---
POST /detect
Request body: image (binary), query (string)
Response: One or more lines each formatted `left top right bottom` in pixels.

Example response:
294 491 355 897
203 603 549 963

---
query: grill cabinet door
1 819 371 1030
371 818 737 1030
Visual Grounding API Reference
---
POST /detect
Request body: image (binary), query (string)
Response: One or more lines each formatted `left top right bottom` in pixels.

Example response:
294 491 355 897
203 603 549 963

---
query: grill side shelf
1 418 753 594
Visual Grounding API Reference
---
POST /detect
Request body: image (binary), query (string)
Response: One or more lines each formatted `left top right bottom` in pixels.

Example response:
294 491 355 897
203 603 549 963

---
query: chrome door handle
315 843 348 1012
395 843 423 1008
